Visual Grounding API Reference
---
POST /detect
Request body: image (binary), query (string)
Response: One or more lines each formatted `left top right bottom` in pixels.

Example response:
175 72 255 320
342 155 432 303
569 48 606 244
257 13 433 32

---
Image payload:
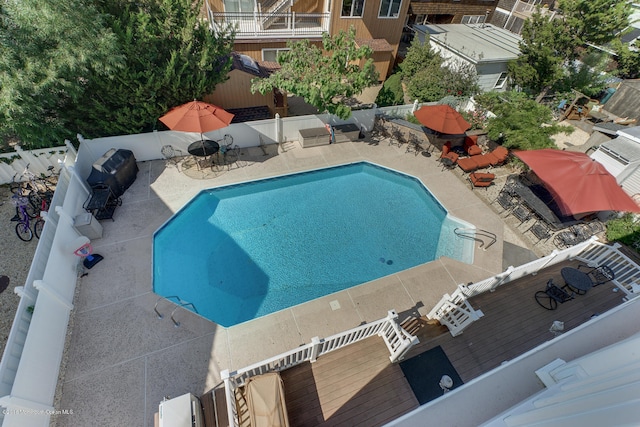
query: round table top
561 267 592 291
188 139 219 157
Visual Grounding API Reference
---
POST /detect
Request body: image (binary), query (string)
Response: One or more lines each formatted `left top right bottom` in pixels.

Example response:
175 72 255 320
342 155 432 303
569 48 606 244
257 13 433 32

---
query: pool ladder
154 296 199 327
454 228 497 250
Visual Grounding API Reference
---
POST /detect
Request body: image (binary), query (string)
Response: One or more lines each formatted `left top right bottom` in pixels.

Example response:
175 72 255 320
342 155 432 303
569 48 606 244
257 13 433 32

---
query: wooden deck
279 259 628 426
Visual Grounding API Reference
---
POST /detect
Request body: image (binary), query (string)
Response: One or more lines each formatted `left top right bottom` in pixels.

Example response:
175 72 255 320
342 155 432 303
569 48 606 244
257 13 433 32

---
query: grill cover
87 148 138 198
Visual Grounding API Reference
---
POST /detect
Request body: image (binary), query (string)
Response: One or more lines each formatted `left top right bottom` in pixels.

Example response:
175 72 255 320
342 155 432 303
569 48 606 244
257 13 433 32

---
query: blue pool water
153 162 473 327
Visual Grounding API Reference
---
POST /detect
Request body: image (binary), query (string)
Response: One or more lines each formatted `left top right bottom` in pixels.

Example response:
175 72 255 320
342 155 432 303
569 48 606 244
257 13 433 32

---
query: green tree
0 0 120 148
400 38 479 102
375 73 404 107
558 0 632 46
611 39 640 79
476 91 574 150
508 10 574 98
68 0 235 138
251 28 378 119
554 49 609 97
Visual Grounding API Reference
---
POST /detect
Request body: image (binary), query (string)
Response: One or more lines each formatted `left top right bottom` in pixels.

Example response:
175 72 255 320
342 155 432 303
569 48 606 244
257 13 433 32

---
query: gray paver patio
53 137 527 426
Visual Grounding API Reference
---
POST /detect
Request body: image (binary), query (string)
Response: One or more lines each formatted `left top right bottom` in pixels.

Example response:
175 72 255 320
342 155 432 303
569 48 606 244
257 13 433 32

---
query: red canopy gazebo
513 149 640 216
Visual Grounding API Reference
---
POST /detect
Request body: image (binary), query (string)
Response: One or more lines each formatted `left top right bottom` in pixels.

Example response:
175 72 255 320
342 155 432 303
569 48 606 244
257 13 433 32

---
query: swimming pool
153 162 474 327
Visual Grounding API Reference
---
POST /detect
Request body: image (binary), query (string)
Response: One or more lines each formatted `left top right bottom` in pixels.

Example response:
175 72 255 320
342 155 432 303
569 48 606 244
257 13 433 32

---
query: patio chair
464 135 482 156
535 279 574 310
389 125 405 147
440 142 459 170
494 190 516 213
405 133 424 156
527 220 551 243
161 145 186 170
577 264 615 287
553 230 579 248
511 204 532 225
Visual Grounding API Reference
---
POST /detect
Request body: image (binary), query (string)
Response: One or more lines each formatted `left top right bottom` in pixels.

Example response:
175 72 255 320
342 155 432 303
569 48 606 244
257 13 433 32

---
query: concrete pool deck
54 138 534 426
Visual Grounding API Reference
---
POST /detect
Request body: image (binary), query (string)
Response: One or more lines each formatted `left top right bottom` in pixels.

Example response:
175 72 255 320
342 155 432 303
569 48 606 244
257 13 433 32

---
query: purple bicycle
12 196 43 242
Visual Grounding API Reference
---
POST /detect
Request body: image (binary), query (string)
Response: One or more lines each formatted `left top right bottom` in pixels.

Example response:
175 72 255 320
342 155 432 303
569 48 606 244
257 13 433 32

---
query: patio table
561 267 593 295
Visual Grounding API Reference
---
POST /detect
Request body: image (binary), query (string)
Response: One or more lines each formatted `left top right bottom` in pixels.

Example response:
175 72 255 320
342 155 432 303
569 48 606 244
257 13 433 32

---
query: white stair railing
428 238 640 337
221 310 418 427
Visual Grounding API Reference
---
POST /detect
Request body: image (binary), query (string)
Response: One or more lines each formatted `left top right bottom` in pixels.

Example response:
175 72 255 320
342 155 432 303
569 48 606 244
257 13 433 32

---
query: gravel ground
0 185 36 357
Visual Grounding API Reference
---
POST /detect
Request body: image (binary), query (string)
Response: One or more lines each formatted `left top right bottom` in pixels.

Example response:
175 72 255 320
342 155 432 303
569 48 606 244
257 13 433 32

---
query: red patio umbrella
513 149 640 215
413 105 471 135
159 100 234 135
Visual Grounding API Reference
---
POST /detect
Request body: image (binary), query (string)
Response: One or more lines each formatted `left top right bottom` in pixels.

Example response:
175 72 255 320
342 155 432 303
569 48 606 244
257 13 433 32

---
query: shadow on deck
279 259 628 426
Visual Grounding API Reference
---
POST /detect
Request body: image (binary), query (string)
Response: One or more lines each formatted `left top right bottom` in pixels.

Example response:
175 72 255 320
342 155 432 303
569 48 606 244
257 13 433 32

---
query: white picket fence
0 145 69 185
221 310 418 427
428 237 640 336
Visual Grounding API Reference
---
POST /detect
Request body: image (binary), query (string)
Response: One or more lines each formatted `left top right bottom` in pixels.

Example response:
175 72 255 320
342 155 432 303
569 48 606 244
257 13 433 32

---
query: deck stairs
258 0 298 30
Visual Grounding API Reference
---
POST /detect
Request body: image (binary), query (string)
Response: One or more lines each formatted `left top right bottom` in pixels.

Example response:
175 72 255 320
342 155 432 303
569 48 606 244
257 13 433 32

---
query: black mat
399 346 463 405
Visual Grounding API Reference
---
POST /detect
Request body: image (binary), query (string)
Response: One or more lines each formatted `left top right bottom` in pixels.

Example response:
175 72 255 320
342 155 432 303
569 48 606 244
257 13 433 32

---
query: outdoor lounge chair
469 172 495 189
457 146 509 172
535 279 574 310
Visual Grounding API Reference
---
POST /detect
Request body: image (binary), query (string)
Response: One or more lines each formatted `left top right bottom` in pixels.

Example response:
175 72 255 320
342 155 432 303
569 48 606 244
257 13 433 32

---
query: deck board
279 259 627 426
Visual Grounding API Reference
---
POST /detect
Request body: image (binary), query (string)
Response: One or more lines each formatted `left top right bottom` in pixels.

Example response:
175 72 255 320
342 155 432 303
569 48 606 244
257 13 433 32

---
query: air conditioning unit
158 393 203 427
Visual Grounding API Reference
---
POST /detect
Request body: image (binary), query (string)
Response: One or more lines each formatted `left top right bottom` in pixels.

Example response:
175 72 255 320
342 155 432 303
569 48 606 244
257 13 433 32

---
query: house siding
205 69 276 113
410 1 498 23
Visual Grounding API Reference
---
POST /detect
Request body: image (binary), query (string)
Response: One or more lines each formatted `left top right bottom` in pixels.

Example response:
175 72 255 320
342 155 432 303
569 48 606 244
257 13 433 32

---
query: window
378 0 401 18
224 0 254 13
342 0 365 17
494 72 508 89
461 15 486 24
262 48 290 62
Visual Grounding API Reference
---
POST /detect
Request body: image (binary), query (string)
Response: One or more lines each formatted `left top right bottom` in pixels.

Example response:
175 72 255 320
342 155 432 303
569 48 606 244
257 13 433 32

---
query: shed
204 52 287 119
602 80 640 125
591 126 640 196
412 23 521 92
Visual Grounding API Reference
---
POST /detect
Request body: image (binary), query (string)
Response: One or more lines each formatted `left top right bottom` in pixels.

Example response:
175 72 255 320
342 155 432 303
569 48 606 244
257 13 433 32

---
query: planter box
299 127 331 148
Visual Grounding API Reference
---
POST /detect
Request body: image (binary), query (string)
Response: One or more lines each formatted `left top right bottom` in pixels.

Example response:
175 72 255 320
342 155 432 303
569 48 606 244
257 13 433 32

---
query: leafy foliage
0 0 120 147
557 0 633 46
475 91 574 150
611 39 640 79
508 11 574 97
401 39 479 102
605 213 640 247
553 49 609 97
67 0 234 138
375 73 404 107
251 28 378 119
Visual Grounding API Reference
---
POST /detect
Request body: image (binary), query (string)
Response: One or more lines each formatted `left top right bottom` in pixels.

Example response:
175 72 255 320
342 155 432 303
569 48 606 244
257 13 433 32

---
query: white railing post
310 336 322 362
490 266 515 291
532 250 558 274
222 370 239 427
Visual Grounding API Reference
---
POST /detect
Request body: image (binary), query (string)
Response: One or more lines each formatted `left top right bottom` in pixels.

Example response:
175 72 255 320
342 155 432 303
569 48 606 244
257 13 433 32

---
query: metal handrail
170 302 199 327
154 295 184 319
454 227 497 250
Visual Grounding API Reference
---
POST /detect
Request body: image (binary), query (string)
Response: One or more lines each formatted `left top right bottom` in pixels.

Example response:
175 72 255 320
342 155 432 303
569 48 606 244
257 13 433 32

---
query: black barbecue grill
84 149 138 220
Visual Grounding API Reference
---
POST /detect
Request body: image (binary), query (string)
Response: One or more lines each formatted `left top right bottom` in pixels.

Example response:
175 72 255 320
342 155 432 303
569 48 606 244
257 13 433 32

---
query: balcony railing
209 12 330 39
221 310 418 427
